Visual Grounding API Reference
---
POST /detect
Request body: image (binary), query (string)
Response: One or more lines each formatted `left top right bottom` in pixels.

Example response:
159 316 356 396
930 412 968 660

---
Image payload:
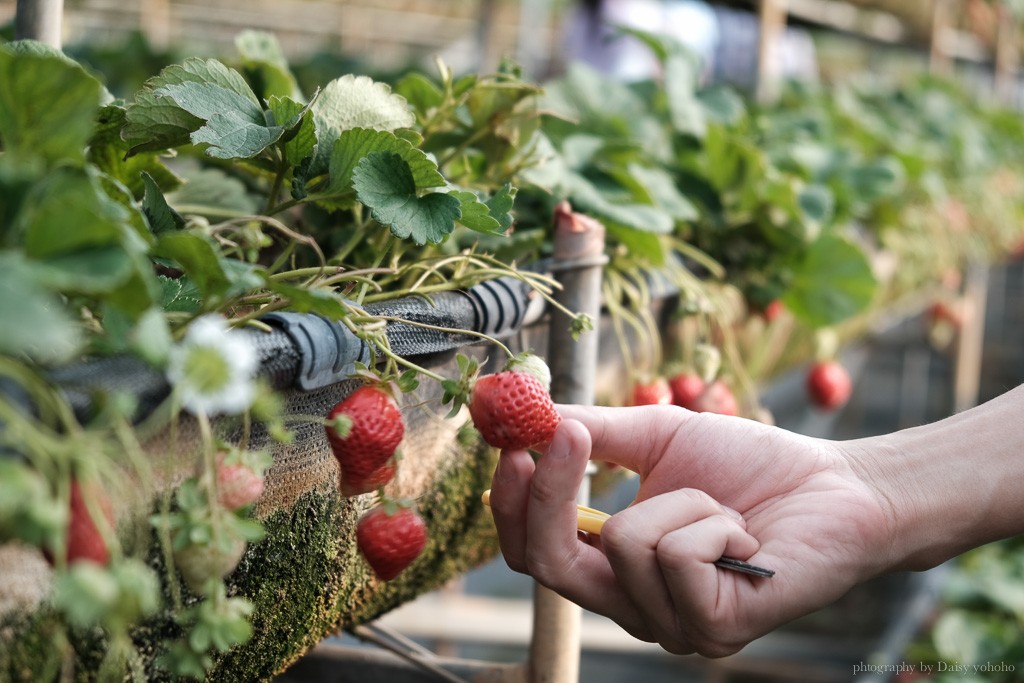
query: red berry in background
690 380 739 416
326 386 405 497
629 377 672 406
66 480 114 566
469 366 561 451
763 299 784 323
356 504 428 581
929 299 963 329
669 373 706 410
807 360 853 411
216 454 265 510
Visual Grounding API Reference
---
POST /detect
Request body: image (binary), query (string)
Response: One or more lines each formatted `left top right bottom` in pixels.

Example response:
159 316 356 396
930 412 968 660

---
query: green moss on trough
0 439 501 681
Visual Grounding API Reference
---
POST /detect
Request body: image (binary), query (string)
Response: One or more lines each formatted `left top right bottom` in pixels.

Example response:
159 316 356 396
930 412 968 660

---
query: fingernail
494 453 514 482
547 425 571 460
724 506 745 523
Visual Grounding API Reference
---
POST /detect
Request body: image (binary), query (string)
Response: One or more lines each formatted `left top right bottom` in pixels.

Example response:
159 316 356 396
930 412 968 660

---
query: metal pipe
15 0 63 48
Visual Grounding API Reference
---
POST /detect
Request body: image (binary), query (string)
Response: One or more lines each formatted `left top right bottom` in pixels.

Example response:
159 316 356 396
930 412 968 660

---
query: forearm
844 384 1024 572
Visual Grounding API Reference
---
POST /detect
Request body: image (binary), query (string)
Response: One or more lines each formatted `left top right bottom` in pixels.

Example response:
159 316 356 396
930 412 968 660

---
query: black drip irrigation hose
0 275 542 459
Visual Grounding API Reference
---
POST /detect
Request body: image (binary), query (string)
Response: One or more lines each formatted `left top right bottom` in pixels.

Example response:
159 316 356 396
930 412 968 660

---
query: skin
487 384 1024 657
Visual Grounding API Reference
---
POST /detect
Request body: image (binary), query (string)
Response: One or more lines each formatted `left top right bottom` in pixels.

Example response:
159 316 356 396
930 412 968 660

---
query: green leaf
310 75 415 173
190 110 285 159
267 96 317 166
566 172 674 234
123 58 261 156
698 86 746 125
394 72 444 115
664 53 706 138
606 224 667 266
142 172 186 234
166 168 260 218
783 233 877 328
264 281 348 318
0 252 81 362
234 30 302 100
152 232 231 299
150 80 282 159
88 105 183 199
326 128 446 200
32 246 135 294
451 190 502 234
159 275 203 314
20 167 129 258
0 46 104 164
798 184 835 225
626 164 699 222
353 152 462 246
485 183 517 233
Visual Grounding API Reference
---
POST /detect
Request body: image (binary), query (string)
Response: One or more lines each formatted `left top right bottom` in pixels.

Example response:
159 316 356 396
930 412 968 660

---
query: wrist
843 387 1024 573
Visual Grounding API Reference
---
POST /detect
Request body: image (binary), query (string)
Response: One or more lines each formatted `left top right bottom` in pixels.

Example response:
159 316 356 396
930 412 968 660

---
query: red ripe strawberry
690 380 739 416
669 372 706 410
356 504 427 581
216 455 265 511
469 365 561 451
326 386 405 497
806 360 852 411
629 377 672 406
66 480 114 566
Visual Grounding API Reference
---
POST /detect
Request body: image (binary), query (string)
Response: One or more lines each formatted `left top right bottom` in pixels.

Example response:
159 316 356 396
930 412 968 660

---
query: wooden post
757 0 789 104
994 2 1019 105
140 0 172 52
953 264 989 413
15 0 63 48
527 203 605 683
930 0 955 76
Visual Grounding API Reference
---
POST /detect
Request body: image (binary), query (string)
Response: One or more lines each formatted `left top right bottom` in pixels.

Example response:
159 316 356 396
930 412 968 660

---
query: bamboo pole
930 0 955 76
15 0 63 48
526 203 606 683
994 2 1020 105
757 0 789 104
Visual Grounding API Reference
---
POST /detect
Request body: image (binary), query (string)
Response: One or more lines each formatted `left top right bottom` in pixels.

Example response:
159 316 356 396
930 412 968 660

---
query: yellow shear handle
481 489 610 535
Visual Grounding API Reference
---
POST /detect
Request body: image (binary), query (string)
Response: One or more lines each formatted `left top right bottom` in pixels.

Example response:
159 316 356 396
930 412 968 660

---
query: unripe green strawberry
469 360 561 451
505 352 552 390
326 386 405 496
174 538 246 593
357 503 427 581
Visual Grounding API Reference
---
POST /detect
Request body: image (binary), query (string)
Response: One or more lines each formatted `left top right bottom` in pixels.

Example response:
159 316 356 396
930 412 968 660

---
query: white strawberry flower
166 314 257 416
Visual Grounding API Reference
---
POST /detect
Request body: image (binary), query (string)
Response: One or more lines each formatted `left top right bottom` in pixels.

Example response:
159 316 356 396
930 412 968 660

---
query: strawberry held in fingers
469 355 561 451
326 386 405 497
356 502 427 581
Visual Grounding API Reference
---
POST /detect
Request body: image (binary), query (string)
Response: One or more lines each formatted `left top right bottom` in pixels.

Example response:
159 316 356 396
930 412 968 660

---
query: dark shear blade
714 557 776 578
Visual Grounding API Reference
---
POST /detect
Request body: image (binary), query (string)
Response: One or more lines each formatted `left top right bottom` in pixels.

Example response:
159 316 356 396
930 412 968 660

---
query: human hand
487 405 894 657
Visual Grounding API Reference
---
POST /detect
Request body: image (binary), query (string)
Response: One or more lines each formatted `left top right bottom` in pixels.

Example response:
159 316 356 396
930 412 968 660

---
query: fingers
555 404 691 474
489 420 652 639
488 447 535 573
600 489 759 654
